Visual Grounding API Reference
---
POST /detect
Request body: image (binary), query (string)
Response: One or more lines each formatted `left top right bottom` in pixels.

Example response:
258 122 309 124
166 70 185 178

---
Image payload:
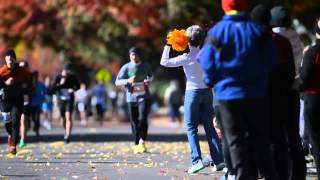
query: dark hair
5 49 16 60
250 4 271 26
270 6 292 27
129 47 140 55
189 30 206 47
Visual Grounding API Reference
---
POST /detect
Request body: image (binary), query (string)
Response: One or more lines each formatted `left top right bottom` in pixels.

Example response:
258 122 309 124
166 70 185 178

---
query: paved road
0 117 318 180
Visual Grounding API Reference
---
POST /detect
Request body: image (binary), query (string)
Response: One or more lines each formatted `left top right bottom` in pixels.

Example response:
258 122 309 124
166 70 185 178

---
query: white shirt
160 45 208 90
75 88 88 103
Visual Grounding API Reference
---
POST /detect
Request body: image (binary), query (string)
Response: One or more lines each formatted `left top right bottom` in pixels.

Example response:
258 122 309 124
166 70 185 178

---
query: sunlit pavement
0 116 318 179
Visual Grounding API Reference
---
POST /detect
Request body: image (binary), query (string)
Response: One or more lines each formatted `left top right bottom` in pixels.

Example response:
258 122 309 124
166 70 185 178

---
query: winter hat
222 0 246 14
186 25 205 47
5 49 16 60
129 47 139 55
270 6 292 27
250 4 271 26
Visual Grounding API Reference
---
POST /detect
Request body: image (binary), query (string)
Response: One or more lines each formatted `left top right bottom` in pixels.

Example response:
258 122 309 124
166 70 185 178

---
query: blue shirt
31 82 47 107
198 13 276 100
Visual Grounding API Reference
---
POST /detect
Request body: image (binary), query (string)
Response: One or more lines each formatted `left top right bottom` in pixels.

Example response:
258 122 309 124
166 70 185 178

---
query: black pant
59 99 74 116
30 106 41 135
304 93 320 179
219 98 277 180
287 92 306 180
127 100 150 145
214 105 234 174
95 104 105 121
3 104 23 145
269 92 289 180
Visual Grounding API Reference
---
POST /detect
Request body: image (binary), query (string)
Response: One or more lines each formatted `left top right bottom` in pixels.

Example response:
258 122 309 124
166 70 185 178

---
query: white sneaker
187 160 204 174
227 175 236 180
42 120 52 130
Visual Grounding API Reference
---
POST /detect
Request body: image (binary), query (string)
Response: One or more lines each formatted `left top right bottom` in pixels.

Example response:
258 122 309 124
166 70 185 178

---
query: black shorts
22 104 32 116
59 99 74 116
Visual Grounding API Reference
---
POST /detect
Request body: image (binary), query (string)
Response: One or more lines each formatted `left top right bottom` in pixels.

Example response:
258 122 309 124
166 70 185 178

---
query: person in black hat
251 4 307 180
301 18 320 180
271 5 307 180
0 49 32 154
115 46 153 154
52 63 80 143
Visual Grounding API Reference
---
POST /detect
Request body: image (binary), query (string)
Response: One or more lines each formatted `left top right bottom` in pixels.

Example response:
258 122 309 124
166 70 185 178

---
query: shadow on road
0 133 208 144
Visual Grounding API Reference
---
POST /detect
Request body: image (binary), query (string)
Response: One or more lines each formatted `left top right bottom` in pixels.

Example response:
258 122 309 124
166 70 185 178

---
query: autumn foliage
0 0 319 77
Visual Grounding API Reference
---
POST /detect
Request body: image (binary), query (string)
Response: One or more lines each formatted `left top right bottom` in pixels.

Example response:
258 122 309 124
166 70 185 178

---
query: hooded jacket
198 13 277 100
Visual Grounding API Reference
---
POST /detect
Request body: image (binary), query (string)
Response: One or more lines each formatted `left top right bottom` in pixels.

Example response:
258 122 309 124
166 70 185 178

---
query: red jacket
0 63 32 102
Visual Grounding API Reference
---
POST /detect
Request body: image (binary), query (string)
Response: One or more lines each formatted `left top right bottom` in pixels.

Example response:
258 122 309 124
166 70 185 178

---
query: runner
0 49 32 154
115 47 153 154
91 80 108 125
30 71 47 140
18 61 33 148
75 83 88 126
42 76 53 130
52 63 80 143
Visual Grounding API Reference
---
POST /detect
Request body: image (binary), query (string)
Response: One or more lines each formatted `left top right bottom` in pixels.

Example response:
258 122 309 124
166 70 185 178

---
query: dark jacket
0 63 32 104
268 31 296 96
301 39 320 94
52 72 80 100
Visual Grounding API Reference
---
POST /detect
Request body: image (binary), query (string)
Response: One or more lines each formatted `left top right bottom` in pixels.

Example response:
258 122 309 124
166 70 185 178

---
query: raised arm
160 45 191 67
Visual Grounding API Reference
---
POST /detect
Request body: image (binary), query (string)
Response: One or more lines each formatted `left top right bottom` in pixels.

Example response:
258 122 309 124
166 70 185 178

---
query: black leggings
30 107 41 134
4 104 22 145
127 100 150 145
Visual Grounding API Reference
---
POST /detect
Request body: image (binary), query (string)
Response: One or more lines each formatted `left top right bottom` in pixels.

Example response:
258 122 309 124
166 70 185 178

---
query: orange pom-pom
166 29 189 52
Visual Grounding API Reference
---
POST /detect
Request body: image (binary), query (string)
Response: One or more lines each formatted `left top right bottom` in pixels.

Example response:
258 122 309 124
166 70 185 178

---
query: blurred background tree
0 0 319 89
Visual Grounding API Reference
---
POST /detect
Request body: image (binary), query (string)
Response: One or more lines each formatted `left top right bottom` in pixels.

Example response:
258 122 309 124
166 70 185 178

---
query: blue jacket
198 14 276 100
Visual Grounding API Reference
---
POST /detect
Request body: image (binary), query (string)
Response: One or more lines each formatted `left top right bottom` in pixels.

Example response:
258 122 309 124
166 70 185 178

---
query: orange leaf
166 29 189 52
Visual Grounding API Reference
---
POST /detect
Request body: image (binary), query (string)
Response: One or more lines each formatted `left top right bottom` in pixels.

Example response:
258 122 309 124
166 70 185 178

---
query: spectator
300 18 320 180
115 46 153 154
198 0 278 179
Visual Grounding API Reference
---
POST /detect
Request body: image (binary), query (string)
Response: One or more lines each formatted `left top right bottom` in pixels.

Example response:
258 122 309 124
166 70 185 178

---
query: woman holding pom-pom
160 26 224 174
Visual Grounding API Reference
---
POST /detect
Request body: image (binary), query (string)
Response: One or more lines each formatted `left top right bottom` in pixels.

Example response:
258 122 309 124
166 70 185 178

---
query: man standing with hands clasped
115 47 153 154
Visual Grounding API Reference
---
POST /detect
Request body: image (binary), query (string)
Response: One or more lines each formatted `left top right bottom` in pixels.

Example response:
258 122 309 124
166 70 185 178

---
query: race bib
60 89 70 100
1 112 11 123
132 83 146 95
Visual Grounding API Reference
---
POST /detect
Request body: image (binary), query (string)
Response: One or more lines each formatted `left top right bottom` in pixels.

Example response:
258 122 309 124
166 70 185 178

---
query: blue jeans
184 89 223 165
